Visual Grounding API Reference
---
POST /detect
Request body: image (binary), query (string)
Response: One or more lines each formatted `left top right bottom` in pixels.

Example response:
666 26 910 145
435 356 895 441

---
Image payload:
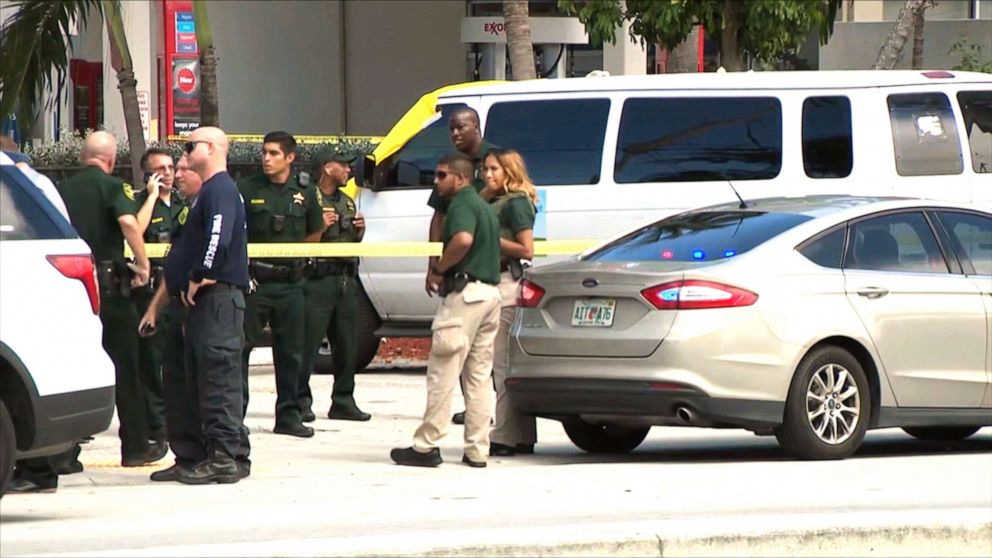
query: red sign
177 67 196 94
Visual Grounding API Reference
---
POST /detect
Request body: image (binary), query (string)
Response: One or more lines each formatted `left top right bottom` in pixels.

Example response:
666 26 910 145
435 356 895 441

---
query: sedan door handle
856 287 889 299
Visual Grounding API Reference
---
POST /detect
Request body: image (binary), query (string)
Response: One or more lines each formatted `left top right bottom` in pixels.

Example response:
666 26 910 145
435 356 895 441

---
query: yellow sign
133 240 598 259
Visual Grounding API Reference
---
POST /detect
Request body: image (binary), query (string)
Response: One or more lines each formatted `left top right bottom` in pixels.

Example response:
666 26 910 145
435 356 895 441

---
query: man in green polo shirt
391 152 502 469
55 130 164 467
134 147 186 444
238 131 323 438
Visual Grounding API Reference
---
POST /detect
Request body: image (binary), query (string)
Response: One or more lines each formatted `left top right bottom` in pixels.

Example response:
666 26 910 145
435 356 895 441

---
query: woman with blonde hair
480 148 538 457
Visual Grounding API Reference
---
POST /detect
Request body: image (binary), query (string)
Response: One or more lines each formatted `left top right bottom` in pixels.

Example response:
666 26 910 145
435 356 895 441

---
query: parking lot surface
1 364 990 557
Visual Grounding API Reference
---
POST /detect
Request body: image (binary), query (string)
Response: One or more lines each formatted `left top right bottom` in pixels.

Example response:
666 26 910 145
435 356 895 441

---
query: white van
345 70 991 367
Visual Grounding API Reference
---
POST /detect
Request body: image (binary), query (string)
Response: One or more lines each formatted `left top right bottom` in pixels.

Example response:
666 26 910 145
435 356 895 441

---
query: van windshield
585 211 811 263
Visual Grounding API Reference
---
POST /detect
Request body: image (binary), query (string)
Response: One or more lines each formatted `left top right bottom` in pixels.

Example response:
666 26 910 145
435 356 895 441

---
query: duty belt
307 258 357 279
250 260 306 283
438 271 498 297
96 259 134 299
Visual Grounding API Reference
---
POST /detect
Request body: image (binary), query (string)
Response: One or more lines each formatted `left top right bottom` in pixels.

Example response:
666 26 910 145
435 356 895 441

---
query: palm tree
192 0 219 127
1 0 145 180
873 0 934 70
503 0 536 80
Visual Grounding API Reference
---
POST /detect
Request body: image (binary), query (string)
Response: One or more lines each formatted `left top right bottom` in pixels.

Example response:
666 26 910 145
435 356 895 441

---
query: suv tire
562 418 649 454
902 426 981 441
776 346 870 460
0 400 15 498
313 286 382 375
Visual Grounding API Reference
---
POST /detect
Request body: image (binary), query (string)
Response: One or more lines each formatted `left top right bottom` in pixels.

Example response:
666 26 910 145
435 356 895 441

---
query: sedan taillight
641 280 757 310
47 254 100 314
517 279 545 308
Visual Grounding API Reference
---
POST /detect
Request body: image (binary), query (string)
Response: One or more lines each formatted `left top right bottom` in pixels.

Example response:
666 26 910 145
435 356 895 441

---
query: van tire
775 346 870 460
0 400 15 498
313 286 382 375
562 418 649 454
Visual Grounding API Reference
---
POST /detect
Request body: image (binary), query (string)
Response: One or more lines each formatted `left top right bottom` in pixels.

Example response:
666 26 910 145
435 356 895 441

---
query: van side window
956 91 992 173
614 97 782 183
484 99 610 185
887 93 963 176
802 96 853 179
387 103 467 188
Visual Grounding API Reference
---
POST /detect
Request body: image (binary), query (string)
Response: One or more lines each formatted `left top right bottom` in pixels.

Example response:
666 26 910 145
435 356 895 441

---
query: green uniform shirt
443 186 500 284
490 192 536 240
136 189 188 250
314 185 361 266
238 173 323 264
426 140 498 213
56 165 139 263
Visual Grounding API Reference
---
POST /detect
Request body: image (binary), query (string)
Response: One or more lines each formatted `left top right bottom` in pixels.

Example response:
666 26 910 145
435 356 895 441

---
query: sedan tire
562 418 650 454
776 346 870 460
902 426 981 441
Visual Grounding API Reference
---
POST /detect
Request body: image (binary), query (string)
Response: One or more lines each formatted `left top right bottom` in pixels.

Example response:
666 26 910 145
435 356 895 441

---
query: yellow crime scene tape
132 240 598 259
166 135 383 144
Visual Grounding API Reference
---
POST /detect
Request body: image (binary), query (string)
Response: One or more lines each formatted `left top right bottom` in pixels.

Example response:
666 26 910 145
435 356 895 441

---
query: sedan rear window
586 211 812 262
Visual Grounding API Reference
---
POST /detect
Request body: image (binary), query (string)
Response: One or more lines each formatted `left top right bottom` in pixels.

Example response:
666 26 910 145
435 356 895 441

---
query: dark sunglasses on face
183 140 209 154
434 170 448 180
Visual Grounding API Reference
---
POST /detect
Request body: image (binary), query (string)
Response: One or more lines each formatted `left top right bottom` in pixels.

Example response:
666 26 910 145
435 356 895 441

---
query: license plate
571 299 616 327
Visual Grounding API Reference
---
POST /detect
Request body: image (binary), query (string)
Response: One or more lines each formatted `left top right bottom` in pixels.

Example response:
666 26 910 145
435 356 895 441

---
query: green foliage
949 37 992 74
0 1 103 137
558 0 840 66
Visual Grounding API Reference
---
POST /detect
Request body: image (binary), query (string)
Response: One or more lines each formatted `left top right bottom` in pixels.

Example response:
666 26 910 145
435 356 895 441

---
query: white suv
0 153 115 496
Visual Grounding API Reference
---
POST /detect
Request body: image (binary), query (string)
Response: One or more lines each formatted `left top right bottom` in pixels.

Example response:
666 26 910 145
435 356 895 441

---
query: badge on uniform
346 202 355 211
292 192 305 206
122 182 135 201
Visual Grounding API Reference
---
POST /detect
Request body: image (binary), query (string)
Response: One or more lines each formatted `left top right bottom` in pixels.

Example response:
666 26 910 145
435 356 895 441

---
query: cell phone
143 171 154 185
139 322 156 337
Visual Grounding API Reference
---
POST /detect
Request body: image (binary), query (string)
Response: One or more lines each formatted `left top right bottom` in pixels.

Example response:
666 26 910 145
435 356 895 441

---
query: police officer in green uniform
298 146 371 423
54 131 165 467
133 147 186 444
238 131 323 437
425 106 497 425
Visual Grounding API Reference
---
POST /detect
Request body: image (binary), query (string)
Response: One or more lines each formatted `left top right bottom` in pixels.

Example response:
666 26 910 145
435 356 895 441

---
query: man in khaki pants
391 153 501 468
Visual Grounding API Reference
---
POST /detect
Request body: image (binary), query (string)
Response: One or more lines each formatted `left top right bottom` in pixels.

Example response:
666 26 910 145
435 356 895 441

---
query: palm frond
0 0 103 137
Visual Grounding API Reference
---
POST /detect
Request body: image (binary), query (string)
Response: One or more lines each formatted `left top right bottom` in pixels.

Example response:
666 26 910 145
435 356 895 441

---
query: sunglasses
435 170 465 180
183 140 210 154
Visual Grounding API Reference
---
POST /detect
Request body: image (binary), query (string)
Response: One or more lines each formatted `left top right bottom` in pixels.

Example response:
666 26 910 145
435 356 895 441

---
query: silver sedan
507 196 992 460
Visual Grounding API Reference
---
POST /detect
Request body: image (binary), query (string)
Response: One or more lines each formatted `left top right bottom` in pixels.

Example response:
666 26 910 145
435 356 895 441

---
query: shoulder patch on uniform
178 206 189 225
251 198 266 205
122 182 135 201
292 192 305 205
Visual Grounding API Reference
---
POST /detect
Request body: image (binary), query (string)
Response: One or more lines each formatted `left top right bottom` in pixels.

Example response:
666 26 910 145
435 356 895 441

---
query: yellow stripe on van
131 240 596 259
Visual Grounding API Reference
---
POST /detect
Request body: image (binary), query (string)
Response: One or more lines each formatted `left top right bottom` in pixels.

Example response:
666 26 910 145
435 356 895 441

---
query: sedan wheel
562 418 649 454
776 346 870 460
902 426 981 441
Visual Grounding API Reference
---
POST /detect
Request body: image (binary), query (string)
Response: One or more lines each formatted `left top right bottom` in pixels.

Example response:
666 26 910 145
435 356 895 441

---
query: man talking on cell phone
164 127 250 485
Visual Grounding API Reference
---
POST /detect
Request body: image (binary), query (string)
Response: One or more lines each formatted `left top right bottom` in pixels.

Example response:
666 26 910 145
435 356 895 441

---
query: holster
250 259 306 283
439 272 469 298
96 259 133 298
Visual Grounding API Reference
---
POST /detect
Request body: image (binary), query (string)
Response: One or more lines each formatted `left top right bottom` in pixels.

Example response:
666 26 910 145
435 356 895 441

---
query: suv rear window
585 211 811 262
1 167 66 241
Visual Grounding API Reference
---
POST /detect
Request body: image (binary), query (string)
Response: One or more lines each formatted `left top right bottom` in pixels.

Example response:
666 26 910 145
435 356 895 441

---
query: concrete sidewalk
2 365 990 557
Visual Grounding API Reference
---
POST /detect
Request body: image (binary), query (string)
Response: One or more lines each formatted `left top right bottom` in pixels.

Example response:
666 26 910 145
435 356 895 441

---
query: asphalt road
1 366 990 557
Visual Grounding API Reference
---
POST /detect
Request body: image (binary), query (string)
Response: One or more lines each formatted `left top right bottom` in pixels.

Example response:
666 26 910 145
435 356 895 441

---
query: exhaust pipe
676 406 695 424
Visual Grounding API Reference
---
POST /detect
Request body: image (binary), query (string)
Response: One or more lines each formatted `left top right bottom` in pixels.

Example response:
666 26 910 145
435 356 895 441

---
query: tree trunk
503 0 536 80
911 6 925 69
872 0 929 70
719 0 744 71
103 0 145 182
192 0 219 127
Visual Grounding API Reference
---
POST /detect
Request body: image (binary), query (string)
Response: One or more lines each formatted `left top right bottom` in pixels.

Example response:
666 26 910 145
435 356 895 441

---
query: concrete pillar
602 8 646 76
103 0 154 142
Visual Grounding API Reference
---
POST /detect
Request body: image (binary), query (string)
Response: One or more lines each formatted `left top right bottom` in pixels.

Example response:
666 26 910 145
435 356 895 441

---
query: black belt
307 258 356 279
250 260 306 283
439 271 498 297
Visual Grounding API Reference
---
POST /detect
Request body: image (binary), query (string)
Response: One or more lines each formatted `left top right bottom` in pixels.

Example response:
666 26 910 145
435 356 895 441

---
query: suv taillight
641 280 757 310
517 279 545 308
47 254 100 314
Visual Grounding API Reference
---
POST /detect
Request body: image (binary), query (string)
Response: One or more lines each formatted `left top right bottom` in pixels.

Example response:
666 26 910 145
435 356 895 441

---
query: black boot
390 447 442 467
328 404 371 422
175 450 239 485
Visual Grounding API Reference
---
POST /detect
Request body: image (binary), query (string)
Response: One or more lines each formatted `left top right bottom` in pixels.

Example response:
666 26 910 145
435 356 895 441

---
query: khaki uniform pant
491 272 537 446
413 282 501 462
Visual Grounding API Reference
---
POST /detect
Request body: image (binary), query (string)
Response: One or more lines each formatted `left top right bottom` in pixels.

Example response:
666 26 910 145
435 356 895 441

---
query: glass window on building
484 98 610 185
887 93 963 176
614 97 782 183
957 91 992 173
802 96 853 178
